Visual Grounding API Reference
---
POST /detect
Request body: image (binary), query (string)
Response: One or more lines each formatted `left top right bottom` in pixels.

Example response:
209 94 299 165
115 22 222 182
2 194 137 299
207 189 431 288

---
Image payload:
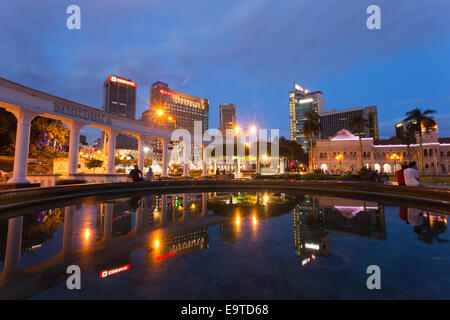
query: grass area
389 175 450 186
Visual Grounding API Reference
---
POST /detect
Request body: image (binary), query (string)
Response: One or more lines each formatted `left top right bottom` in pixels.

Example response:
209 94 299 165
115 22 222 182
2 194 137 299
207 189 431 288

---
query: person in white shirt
404 161 422 187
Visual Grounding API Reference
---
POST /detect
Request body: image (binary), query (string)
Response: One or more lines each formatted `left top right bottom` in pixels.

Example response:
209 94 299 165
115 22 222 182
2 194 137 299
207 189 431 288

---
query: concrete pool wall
0 180 449 215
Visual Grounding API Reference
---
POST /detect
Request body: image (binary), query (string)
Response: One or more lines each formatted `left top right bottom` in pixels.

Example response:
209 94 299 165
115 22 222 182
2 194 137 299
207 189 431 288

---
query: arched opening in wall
0 108 74 178
320 163 328 172
114 132 139 174
374 163 381 172
424 149 428 157
75 126 106 175
0 108 18 179
383 163 392 173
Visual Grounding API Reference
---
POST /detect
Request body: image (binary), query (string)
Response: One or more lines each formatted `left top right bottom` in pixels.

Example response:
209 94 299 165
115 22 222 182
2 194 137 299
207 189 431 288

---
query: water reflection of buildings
294 195 386 267
148 227 209 266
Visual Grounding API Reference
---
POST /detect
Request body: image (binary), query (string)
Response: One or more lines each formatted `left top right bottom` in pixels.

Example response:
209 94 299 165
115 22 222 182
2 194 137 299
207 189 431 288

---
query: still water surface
0 192 448 299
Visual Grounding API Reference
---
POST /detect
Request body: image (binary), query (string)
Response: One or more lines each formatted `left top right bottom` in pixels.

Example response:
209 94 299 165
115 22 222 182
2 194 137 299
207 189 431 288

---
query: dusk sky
1 0 450 142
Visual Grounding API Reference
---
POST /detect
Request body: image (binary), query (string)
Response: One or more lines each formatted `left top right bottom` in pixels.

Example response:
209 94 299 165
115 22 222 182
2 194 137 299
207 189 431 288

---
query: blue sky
1 0 449 142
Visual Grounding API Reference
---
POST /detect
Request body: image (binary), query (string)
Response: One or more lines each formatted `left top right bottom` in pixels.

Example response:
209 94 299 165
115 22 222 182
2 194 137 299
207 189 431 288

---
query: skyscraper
103 75 137 119
319 106 379 140
219 103 236 134
289 83 324 151
103 75 138 149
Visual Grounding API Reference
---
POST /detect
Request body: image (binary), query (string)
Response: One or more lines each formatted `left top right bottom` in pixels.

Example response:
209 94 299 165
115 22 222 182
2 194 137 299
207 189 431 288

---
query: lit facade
141 81 209 134
289 83 324 152
313 127 450 175
319 106 379 140
219 103 237 134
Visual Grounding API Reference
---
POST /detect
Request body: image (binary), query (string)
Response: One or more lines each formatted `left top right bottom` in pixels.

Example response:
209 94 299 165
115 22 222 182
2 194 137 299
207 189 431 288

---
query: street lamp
390 153 400 173
335 154 343 175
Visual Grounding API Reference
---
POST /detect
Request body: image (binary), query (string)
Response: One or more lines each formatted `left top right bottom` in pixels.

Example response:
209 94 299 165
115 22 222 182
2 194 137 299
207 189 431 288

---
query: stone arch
374 163 381 172
383 163 392 173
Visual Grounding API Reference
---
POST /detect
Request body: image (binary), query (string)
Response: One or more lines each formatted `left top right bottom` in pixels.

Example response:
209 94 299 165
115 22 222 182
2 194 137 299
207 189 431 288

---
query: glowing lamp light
154 239 160 249
234 126 240 134
252 216 257 226
157 109 164 116
236 216 240 226
249 126 257 134
83 229 90 240
144 146 150 153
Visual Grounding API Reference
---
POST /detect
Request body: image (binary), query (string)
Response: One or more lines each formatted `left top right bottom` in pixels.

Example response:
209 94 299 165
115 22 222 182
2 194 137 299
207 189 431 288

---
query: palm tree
303 111 321 172
347 114 369 169
401 123 417 162
403 108 436 172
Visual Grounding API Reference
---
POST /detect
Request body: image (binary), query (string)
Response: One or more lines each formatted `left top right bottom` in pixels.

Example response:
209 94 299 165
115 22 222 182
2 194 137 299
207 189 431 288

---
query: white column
202 192 208 217
162 139 169 178
202 145 208 177
183 194 188 220
62 205 75 257
3 216 23 275
161 194 167 226
106 129 118 174
102 202 114 240
133 200 143 233
9 108 36 184
280 158 285 174
67 121 84 177
183 141 189 177
137 134 145 173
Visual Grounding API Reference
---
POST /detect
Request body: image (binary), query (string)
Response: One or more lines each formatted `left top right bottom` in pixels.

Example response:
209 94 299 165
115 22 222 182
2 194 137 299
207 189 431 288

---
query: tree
347 114 369 169
401 123 417 162
403 108 436 172
303 111 321 172
29 117 69 159
84 158 103 173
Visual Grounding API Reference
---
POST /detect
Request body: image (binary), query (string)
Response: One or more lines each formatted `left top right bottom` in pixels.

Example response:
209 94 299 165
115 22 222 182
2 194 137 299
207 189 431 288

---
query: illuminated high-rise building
103 75 137 119
141 81 209 134
289 83 324 152
103 75 138 149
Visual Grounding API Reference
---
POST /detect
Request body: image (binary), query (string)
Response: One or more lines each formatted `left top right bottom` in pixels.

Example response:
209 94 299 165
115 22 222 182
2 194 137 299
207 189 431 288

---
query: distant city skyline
1 1 449 143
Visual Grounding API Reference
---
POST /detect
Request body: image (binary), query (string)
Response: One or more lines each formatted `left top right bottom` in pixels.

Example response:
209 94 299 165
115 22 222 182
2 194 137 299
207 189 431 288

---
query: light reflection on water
0 192 448 299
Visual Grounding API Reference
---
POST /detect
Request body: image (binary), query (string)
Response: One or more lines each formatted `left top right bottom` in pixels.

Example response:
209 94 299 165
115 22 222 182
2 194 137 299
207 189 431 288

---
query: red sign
109 76 137 87
99 265 130 278
160 89 174 96
156 252 175 261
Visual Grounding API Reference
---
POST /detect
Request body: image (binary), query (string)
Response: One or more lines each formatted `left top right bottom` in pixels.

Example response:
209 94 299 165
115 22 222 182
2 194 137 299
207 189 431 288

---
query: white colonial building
313 127 450 175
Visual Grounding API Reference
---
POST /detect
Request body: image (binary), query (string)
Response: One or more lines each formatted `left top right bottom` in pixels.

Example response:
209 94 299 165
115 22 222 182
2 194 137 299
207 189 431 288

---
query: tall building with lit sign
141 81 209 134
103 75 138 149
103 75 137 119
289 83 324 152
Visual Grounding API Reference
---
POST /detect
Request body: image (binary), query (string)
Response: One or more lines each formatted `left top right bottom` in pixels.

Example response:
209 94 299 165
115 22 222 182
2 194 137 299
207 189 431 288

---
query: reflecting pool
0 191 449 299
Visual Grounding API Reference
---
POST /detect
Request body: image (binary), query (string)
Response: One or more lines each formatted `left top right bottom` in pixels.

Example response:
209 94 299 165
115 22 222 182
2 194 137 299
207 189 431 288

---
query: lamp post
335 154 343 175
390 153 400 173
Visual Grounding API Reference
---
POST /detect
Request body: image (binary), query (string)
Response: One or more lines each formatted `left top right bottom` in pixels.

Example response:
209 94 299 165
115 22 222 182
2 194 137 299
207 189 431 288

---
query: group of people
128 165 153 182
395 161 449 189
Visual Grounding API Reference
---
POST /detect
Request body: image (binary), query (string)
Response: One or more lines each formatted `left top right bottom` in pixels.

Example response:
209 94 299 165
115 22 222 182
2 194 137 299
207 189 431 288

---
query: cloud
393 98 423 106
